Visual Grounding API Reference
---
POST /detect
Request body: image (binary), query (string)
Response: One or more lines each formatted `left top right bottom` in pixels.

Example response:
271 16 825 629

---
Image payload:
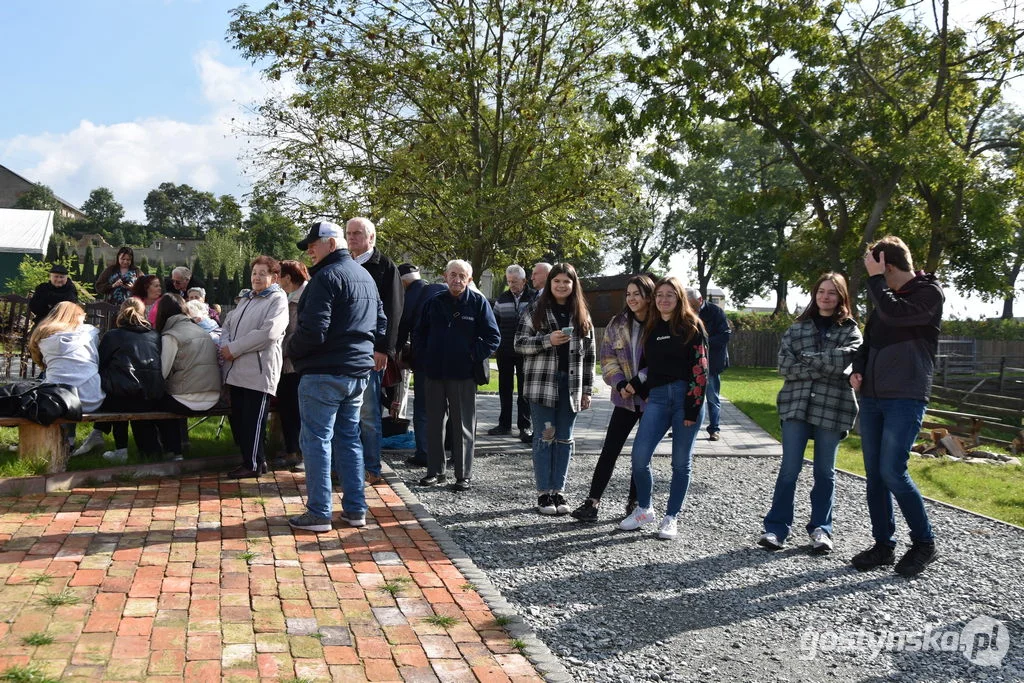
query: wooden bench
0 408 232 474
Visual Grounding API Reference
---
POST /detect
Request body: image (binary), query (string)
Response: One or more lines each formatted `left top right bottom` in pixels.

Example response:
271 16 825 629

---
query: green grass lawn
0 417 241 478
722 367 1024 527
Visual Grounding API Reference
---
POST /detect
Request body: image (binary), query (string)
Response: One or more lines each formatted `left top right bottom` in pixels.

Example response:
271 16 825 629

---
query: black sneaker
625 499 638 517
851 543 896 571
519 429 533 443
570 499 598 522
551 492 570 515
537 494 556 515
894 542 937 577
453 478 471 491
419 474 447 486
487 425 512 435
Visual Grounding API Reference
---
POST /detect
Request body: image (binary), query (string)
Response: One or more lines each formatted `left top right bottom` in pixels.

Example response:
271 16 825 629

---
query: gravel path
383 443 1024 682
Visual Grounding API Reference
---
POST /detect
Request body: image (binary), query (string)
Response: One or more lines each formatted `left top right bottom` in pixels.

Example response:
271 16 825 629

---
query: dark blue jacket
414 287 500 381
699 301 731 376
493 287 537 356
397 280 447 354
286 248 387 378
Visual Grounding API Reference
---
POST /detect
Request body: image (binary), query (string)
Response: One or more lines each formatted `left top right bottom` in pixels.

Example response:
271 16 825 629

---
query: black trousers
277 372 301 454
98 396 162 454
496 352 531 430
229 385 270 470
587 405 641 502
154 395 202 456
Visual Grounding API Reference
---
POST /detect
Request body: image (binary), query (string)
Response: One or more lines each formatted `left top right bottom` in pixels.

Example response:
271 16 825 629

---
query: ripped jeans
529 371 579 492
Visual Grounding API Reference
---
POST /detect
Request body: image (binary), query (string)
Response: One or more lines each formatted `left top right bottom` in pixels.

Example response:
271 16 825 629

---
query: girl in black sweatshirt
619 277 709 540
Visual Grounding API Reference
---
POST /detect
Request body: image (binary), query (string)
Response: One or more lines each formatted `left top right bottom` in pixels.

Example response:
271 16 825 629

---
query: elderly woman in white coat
220 255 289 478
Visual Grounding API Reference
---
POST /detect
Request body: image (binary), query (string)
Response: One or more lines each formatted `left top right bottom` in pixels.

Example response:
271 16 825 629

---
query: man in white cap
286 221 387 532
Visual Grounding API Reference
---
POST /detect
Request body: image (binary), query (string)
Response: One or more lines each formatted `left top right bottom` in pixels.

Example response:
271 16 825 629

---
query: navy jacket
852 273 944 402
414 287 500 381
397 280 447 356
699 301 731 376
286 248 387 378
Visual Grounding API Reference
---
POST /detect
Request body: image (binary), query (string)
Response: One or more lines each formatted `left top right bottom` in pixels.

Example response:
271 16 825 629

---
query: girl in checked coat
515 263 596 516
759 272 862 554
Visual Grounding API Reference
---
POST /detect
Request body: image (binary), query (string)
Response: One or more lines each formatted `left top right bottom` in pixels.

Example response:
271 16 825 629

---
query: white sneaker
101 448 128 464
810 527 833 554
757 532 784 550
72 429 106 457
657 515 677 540
619 506 655 531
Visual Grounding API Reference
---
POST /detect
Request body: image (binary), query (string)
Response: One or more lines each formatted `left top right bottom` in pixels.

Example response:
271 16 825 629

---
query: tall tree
621 0 1024 303
230 0 628 277
81 245 96 283
144 182 219 238
80 187 125 237
211 195 244 233
244 194 302 261
13 183 69 232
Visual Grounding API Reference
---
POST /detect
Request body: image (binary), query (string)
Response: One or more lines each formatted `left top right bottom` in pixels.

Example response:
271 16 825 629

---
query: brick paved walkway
0 471 542 682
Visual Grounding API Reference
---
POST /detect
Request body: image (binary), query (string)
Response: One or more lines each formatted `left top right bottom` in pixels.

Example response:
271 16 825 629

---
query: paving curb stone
381 463 575 682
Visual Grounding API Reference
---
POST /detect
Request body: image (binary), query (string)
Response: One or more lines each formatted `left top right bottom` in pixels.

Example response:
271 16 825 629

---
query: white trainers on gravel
101 448 128 464
619 506 655 531
657 515 677 540
72 429 106 457
758 532 784 550
810 527 833 554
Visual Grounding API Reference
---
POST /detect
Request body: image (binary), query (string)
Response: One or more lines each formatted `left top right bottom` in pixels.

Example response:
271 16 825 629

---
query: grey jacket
221 285 289 395
162 315 222 396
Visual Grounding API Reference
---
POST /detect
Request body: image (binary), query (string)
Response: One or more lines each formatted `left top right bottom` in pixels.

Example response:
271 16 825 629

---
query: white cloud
0 46 270 221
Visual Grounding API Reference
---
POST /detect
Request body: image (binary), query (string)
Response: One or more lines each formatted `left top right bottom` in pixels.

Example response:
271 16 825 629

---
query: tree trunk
772 273 788 316
1002 261 1022 319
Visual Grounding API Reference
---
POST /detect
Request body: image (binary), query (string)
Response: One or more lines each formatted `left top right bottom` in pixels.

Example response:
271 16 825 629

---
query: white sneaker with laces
657 515 677 540
810 527 833 553
619 506 655 531
101 448 128 464
757 532 784 550
72 429 106 457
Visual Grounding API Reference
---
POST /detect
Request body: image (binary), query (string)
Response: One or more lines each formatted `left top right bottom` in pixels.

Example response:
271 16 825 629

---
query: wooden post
19 422 70 473
998 356 1006 394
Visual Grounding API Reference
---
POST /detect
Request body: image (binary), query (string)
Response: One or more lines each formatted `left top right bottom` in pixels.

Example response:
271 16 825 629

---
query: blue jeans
359 369 383 476
412 370 428 462
299 373 367 519
763 420 841 540
705 373 722 434
630 381 704 516
530 372 578 492
859 397 934 544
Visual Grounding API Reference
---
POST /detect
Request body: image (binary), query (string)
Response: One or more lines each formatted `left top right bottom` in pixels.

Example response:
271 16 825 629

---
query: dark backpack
0 381 83 426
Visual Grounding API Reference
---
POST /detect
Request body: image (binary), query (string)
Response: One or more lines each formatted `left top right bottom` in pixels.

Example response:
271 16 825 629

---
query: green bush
726 311 796 332
942 318 1024 341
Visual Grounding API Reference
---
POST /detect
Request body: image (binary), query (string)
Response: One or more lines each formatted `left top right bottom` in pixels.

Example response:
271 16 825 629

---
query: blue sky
0 0 265 219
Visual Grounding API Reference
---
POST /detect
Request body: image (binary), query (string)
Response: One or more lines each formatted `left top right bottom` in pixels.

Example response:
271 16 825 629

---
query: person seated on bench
154 294 222 460
27 301 105 449
185 299 221 340
132 275 163 327
93 299 166 464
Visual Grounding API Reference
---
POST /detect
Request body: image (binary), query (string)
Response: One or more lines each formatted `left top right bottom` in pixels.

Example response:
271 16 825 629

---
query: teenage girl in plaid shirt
758 272 862 554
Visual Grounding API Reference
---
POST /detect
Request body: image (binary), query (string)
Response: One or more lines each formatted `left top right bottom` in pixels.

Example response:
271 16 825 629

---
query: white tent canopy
0 208 54 255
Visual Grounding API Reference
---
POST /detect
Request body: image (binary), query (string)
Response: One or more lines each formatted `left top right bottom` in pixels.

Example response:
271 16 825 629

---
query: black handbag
0 381 82 426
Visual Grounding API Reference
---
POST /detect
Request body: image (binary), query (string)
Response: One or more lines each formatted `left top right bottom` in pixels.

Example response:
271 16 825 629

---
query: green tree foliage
13 183 68 232
118 220 151 247
139 256 150 274
191 259 206 288
621 0 1024 303
45 237 57 262
230 0 629 277
96 255 105 278
194 228 255 284
211 194 244 233
244 194 301 260
81 245 95 283
217 262 231 305
144 182 219 238
156 259 165 279
80 187 125 236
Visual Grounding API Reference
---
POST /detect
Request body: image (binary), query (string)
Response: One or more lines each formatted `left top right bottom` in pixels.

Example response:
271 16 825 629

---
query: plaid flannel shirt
513 301 595 412
776 317 862 433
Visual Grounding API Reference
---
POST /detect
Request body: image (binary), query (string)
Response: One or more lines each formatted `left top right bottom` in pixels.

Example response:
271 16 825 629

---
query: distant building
0 164 85 222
